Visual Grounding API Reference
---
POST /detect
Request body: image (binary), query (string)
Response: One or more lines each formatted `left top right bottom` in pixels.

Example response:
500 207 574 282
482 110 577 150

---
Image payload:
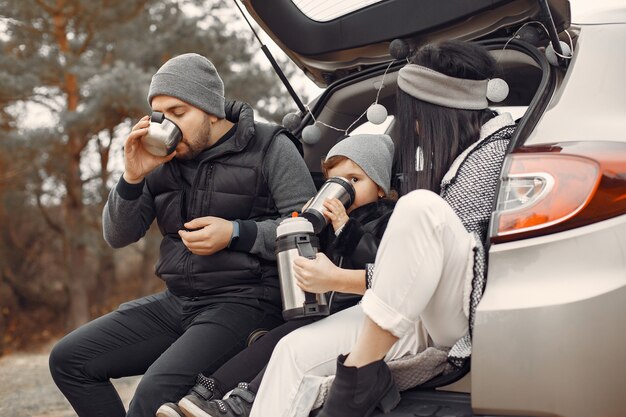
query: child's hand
323 198 349 232
293 253 340 294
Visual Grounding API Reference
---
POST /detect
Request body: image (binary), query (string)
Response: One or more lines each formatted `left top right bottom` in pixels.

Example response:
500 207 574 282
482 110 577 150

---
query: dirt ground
0 344 141 417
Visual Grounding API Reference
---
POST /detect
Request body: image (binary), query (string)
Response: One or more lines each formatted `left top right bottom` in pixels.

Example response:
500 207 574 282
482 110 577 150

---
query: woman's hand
293 253 341 294
323 198 349 232
123 116 176 184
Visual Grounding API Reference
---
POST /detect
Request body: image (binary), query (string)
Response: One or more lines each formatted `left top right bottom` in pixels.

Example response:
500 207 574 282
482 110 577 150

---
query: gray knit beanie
325 134 394 194
148 53 226 118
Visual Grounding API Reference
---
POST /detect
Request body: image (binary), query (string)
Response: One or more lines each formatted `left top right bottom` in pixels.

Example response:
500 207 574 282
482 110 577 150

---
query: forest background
0 0 314 356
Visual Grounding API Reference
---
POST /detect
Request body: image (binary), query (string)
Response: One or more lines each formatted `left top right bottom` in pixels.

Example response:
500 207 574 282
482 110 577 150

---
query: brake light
491 141 626 243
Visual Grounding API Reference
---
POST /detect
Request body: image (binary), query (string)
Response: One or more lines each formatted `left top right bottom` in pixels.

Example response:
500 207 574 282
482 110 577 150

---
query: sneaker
156 402 185 417
156 375 221 417
188 374 223 402
179 382 255 417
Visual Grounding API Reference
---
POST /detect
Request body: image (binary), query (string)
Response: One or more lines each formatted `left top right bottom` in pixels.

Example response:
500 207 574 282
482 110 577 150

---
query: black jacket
146 101 289 301
318 199 396 313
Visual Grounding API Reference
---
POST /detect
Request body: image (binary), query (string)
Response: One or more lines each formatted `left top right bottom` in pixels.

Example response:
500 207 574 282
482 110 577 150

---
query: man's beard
176 116 212 160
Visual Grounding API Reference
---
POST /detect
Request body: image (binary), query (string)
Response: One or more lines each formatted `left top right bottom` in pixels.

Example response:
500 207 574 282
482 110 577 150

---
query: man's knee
49 335 83 383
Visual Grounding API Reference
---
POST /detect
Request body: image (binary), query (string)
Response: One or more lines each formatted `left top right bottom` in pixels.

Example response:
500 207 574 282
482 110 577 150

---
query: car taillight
491 141 626 243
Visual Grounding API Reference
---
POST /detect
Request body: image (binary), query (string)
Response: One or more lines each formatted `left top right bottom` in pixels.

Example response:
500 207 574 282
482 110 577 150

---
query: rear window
292 0 386 22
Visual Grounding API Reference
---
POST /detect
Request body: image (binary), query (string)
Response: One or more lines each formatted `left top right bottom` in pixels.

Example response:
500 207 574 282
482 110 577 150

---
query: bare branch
81 174 100 185
30 96 63 113
36 193 65 236
0 167 32 185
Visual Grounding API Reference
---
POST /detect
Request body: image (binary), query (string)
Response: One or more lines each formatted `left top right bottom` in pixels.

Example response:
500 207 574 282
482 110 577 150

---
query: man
49 53 316 417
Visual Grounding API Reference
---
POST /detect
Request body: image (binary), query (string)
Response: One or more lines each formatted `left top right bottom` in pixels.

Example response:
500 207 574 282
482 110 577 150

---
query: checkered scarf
439 114 516 367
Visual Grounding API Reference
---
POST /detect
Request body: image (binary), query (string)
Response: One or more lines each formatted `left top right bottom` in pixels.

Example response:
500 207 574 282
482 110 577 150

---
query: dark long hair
396 41 498 194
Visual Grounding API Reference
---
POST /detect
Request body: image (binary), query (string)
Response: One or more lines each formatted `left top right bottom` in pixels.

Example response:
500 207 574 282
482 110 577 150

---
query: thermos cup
141 111 182 156
302 176 355 234
275 215 329 320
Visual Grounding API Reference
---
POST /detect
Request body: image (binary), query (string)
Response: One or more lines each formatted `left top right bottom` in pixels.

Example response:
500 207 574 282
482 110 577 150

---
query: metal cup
301 176 355 233
141 112 182 156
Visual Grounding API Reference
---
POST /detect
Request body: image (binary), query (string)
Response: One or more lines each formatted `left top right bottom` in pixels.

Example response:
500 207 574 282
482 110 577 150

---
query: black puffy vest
145 101 289 301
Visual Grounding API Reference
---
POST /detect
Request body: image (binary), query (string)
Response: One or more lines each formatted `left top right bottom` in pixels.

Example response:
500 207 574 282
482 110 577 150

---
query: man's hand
293 253 341 294
123 115 177 184
322 198 349 232
178 216 233 256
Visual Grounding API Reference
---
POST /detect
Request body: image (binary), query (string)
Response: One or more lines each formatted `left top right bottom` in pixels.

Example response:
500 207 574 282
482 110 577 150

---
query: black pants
49 291 283 417
211 317 317 394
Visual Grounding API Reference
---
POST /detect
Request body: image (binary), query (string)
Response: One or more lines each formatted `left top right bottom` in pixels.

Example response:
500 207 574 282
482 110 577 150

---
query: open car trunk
301 36 563 415
236 1 575 415
241 0 570 86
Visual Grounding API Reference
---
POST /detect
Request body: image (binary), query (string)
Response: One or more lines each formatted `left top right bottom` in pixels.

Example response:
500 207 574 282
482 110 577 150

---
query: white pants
249 190 474 417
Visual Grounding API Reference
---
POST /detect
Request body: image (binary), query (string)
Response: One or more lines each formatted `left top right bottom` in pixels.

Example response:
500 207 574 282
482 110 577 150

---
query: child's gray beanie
148 53 226 118
325 134 395 194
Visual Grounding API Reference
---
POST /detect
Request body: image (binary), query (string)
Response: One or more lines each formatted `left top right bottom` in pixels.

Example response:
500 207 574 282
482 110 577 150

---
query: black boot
317 354 400 417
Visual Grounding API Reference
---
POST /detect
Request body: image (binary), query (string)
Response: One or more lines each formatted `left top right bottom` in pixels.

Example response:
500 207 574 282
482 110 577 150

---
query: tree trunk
95 130 116 305
63 136 91 330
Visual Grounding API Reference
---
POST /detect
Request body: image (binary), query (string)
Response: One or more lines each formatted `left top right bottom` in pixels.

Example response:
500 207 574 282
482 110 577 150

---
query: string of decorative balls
282 21 574 146
281 38 510 145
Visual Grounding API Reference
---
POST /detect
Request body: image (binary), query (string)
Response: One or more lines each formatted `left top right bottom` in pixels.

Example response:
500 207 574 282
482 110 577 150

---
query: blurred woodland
0 0 297 355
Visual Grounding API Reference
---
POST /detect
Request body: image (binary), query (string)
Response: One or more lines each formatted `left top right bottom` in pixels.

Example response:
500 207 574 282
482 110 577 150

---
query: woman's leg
248 306 363 417
248 305 423 417
318 190 474 417
359 189 473 357
343 317 397 367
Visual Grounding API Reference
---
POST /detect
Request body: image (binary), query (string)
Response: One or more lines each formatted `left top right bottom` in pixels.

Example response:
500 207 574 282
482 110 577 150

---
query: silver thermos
301 176 355 234
141 111 182 156
276 215 329 320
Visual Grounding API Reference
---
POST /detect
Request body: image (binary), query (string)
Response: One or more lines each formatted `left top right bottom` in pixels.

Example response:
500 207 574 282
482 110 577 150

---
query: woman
248 40 516 417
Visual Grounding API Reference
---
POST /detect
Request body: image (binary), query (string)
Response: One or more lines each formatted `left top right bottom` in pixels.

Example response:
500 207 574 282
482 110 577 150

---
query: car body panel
524 24 626 146
472 216 626 417
473 213 626 417
570 0 626 23
472 20 626 416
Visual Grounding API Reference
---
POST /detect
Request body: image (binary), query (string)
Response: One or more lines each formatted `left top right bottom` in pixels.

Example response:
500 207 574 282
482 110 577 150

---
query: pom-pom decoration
282 112 302 131
301 124 322 145
389 39 410 60
486 78 509 103
545 41 572 66
366 103 388 125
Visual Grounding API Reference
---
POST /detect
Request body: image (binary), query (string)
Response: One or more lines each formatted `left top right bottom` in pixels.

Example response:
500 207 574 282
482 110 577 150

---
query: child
157 133 397 417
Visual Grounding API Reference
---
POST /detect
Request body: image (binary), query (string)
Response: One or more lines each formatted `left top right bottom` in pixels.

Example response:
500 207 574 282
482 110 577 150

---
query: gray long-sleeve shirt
103 133 316 261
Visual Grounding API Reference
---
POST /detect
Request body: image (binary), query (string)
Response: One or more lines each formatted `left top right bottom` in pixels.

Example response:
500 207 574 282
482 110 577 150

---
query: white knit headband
397 64 508 110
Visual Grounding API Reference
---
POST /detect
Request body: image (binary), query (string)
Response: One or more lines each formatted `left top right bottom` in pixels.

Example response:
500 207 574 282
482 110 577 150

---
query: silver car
241 0 626 416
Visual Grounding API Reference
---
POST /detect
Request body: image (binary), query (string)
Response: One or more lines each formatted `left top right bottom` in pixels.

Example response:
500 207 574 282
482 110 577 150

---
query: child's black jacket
317 199 396 314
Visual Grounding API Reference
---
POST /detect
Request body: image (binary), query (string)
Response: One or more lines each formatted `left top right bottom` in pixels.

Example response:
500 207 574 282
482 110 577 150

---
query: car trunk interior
301 39 556 190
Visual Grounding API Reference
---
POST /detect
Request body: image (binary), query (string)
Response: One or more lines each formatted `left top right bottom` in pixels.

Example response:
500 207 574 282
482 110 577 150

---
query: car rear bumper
472 214 626 417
